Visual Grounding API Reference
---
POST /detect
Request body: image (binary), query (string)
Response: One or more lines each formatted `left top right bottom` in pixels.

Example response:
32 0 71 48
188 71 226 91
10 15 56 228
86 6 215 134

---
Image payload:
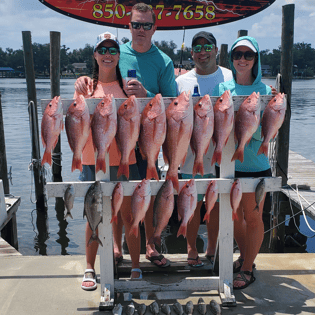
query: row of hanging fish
112 299 221 315
41 91 285 191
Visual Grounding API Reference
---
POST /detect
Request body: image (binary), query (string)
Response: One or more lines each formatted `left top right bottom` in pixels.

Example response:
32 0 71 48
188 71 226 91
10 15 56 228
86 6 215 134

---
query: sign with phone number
40 0 275 30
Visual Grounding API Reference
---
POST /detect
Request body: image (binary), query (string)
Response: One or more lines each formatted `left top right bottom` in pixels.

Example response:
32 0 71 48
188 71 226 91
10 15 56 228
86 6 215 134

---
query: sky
0 0 314 53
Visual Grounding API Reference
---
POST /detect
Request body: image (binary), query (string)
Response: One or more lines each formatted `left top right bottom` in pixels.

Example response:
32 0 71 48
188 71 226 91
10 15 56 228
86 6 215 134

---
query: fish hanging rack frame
42 94 285 310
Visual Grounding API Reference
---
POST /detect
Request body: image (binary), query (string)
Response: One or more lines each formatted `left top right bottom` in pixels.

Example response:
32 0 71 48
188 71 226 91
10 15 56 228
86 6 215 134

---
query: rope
178 28 186 76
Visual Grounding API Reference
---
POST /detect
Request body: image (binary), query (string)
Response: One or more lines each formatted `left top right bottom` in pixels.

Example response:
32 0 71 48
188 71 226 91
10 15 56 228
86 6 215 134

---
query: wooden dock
281 150 315 220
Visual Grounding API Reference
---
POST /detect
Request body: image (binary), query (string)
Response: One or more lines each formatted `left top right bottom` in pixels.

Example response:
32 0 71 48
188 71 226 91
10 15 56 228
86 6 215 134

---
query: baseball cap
94 32 120 51
233 39 257 53
192 31 217 47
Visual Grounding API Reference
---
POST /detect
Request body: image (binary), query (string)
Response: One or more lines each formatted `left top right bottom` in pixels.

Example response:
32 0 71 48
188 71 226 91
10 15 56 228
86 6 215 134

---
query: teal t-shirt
119 41 177 97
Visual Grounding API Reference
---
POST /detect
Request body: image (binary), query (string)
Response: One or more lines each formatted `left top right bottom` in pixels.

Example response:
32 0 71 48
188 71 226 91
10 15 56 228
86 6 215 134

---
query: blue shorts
181 173 216 202
80 164 141 182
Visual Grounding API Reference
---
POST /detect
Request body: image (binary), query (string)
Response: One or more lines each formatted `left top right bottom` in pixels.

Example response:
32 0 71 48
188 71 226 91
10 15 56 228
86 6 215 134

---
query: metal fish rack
41 94 285 310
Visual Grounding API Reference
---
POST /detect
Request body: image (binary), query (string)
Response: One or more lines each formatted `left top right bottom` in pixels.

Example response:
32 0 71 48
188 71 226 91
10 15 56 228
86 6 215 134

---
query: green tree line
1 40 314 77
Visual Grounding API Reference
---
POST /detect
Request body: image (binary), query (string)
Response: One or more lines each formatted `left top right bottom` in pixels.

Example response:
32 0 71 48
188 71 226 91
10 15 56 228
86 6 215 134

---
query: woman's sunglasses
97 47 119 55
232 51 256 61
131 22 154 30
192 44 213 53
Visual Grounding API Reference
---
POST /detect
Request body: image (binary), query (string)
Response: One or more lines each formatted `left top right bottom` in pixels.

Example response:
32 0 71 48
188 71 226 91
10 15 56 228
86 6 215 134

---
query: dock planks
281 150 315 220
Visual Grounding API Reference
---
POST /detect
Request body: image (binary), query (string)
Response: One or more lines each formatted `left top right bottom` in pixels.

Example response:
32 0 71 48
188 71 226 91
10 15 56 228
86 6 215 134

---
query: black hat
192 31 217 47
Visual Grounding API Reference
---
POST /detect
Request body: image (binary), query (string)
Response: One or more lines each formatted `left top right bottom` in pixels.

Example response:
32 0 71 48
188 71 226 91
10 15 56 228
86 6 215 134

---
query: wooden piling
270 4 295 252
50 31 62 182
0 93 9 195
22 31 47 211
219 44 229 69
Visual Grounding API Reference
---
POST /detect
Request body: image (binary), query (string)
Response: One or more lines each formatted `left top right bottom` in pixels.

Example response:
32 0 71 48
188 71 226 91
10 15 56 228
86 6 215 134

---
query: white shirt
176 66 233 175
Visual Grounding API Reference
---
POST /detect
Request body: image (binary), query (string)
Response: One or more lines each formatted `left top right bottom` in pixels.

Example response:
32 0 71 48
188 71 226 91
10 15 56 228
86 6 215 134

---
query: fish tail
42 150 52 166
232 211 239 221
257 142 268 156
193 161 204 177
129 224 139 238
211 149 221 166
146 165 159 181
166 173 179 192
110 215 118 224
253 205 259 212
203 212 210 223
88 234 103 247
177 224 187 238
117 162 129 179
64 212 73 220
96 156 106 174
71 155 82 172
231 147 244 163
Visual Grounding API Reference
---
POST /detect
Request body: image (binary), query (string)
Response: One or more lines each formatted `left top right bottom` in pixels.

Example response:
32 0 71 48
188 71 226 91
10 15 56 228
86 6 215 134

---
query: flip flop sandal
81 269 97 291
131 268 142 280
188 256 204 268
146 254 171 268
233 270 256 290
205 254 214 265
233 257 256 273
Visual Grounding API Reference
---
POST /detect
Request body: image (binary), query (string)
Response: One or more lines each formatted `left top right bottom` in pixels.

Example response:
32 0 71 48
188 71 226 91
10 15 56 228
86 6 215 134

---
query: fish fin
211 149 221 166
177 224 187 238
146 166 159 181
257 143 268 156
193 161 204 177
232 212 239 221
42 150 52 166
162 144 169 165
138 145 146 160
110 215 118 224
117 163 129 179
203 212 210 223
231 147 244 163
72 155 82 172
96 156 106 174
166 173 179 192
64 212 73 220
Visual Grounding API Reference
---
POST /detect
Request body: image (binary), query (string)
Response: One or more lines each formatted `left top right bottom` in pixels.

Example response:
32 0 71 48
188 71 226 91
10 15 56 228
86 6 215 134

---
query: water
0 78 315 256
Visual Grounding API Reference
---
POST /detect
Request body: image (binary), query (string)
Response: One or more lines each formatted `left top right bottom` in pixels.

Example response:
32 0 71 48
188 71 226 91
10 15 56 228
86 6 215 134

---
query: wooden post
22 31 47 211
219 44 229 69
50 31 63 182
238 30 248 37
0 93 9 195
277 4 294 185
270 4 295 253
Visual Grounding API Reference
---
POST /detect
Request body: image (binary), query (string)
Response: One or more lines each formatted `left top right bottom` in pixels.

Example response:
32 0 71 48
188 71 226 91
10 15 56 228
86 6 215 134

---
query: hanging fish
64 184 75 220
254 178 265 211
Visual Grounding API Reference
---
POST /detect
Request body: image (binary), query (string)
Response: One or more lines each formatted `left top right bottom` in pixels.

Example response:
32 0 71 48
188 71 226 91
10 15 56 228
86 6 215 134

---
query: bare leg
120 196 141 279
143 196 168 266
234 192 266 288
112 210 123 259
83 222 99 288
186 201 203 266
205 202 219 262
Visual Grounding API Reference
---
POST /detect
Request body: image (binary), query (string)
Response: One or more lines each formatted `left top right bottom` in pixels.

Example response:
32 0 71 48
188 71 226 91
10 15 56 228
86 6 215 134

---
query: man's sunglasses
131 22 154 31
97 47 119 55
232 51 256 61
192 44 213 53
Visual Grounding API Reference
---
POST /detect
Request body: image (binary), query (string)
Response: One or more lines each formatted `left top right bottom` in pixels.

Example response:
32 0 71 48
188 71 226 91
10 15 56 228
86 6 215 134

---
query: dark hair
90 57 127 97
130 3 156 24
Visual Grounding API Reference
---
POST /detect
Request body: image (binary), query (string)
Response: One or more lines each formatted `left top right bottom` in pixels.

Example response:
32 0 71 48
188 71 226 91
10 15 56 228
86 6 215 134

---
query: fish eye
124 104 127 109
149 103 153 107
49 103 52 107
74 102 77 106
198 103 202 107
101 102 104 105
219 98 223 102
174 102 178 106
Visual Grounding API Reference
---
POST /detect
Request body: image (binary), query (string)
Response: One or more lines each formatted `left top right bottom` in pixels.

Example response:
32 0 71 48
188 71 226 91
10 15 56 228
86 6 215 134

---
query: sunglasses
131 22 154 31
232 51 256 61
97 47 119 55
192 44 213 53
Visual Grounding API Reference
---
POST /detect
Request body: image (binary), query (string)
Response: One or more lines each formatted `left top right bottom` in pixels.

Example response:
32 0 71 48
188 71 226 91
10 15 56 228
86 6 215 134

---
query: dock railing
42 95 284 310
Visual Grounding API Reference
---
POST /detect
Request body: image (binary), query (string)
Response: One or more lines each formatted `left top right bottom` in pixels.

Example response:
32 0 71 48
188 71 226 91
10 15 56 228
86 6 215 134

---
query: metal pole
219 44 229 69
50 31 62 182
22 31 47 211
